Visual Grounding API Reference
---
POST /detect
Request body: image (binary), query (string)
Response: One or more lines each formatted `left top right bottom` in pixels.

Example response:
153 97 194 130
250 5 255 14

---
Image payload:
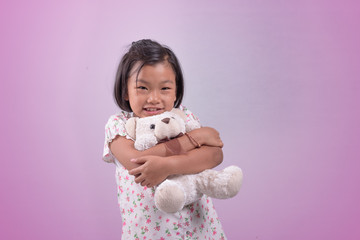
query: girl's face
126 62 177 118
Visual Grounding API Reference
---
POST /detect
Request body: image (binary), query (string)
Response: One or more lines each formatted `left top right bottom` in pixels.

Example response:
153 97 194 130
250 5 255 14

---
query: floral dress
103 106 227 240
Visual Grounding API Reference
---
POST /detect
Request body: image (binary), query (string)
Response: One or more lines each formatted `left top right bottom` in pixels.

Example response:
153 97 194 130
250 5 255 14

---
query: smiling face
126 61 177 118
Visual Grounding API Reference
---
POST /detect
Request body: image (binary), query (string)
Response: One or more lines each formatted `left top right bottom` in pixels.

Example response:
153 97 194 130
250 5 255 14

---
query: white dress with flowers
103 106 227 240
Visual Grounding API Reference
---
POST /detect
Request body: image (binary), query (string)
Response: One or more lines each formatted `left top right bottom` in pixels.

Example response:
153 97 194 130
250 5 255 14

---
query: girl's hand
128 156 171 188
193 127 224 148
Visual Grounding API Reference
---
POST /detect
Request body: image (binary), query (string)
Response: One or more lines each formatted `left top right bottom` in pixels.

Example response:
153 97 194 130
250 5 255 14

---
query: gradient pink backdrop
1 0 359 239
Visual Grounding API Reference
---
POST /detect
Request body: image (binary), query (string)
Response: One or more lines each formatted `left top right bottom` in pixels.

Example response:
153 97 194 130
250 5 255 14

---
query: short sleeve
102 111 132 163
180 105 201 126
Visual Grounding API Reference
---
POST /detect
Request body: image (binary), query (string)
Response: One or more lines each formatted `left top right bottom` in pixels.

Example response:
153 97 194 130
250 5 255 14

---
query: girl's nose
147 91 160 103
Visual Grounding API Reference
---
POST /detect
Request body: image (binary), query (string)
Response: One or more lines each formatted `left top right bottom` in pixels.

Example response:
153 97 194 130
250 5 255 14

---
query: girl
103 39 227 239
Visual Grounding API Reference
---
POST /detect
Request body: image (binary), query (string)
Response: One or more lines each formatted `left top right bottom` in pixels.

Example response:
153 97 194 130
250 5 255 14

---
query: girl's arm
128 146 223 188
109 126 223 171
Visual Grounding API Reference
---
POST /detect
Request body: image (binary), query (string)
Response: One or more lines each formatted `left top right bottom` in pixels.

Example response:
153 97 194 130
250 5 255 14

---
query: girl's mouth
143 108 163 115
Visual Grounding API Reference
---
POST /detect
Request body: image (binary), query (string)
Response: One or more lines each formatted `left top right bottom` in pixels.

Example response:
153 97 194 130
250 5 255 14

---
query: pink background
1 0 359 239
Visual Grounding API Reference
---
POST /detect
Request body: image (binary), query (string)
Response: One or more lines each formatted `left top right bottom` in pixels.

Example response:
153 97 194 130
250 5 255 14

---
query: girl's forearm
110 133 200 171
165 146 223 175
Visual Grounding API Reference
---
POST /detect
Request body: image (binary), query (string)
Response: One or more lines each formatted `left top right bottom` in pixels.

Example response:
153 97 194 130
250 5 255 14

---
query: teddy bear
125 108 243 213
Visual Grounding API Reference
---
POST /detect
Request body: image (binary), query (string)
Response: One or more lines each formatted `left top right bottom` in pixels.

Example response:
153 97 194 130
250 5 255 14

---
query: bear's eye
171 117 175 119
150 124 155 130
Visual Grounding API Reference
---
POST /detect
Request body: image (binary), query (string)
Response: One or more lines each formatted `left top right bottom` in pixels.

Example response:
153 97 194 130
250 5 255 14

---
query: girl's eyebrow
137 79 175 84
161 80 175 84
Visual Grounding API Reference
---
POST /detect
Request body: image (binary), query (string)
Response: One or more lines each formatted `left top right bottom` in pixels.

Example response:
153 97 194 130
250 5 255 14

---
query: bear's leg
196 166 243 199
154 179 185 213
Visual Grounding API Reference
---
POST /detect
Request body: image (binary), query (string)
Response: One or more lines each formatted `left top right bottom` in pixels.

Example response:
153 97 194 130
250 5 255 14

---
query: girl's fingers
134 174 145 184
142 181 153 188
129 166 142 176
130 157 147 164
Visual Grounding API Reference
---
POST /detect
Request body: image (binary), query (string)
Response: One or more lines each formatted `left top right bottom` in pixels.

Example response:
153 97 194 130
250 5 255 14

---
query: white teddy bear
125 108 243 213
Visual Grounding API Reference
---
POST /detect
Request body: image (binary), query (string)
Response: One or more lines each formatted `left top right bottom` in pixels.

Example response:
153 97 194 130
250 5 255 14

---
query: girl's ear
125 117 138 139
124 93 129 101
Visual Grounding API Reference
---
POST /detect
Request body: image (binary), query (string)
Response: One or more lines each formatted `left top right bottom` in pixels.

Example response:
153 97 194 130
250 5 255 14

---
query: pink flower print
210 218 214 224
135 223 138 227
152 205 158 213
123 221 126 226
144 226 148 232
173 223 179 231
140 193 145 199
176 232 180 235
166 218 170 223
213 230 217 235
158 215 162 219
125 176 129 180
154 222 161 231
190 206 195 213
132 190 135 194
160 238 165 240
146 218 151 224
144 205 149 212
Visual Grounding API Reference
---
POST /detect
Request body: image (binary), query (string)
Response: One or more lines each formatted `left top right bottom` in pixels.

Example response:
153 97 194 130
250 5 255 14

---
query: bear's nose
161 118 170 124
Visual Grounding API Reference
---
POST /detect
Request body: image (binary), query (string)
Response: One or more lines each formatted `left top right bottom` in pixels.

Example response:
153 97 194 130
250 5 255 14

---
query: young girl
103 39 227 240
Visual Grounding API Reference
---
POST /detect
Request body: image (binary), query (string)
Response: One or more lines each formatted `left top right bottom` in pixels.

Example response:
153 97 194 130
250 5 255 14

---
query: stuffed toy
125 108 243 213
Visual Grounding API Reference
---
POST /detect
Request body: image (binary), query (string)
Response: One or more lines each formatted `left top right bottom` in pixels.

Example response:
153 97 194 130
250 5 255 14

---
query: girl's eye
161 87 171 90
137 86 147 90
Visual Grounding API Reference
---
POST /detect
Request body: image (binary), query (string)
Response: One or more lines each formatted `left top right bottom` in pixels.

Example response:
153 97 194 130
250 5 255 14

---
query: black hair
114 39 184 112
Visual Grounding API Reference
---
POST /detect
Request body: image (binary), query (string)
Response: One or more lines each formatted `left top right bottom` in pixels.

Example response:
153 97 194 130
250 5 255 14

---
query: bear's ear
125 117 138 140
171 108 186 121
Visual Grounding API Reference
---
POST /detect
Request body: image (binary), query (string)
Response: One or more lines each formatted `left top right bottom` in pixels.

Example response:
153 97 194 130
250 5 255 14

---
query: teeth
146 108 158 111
